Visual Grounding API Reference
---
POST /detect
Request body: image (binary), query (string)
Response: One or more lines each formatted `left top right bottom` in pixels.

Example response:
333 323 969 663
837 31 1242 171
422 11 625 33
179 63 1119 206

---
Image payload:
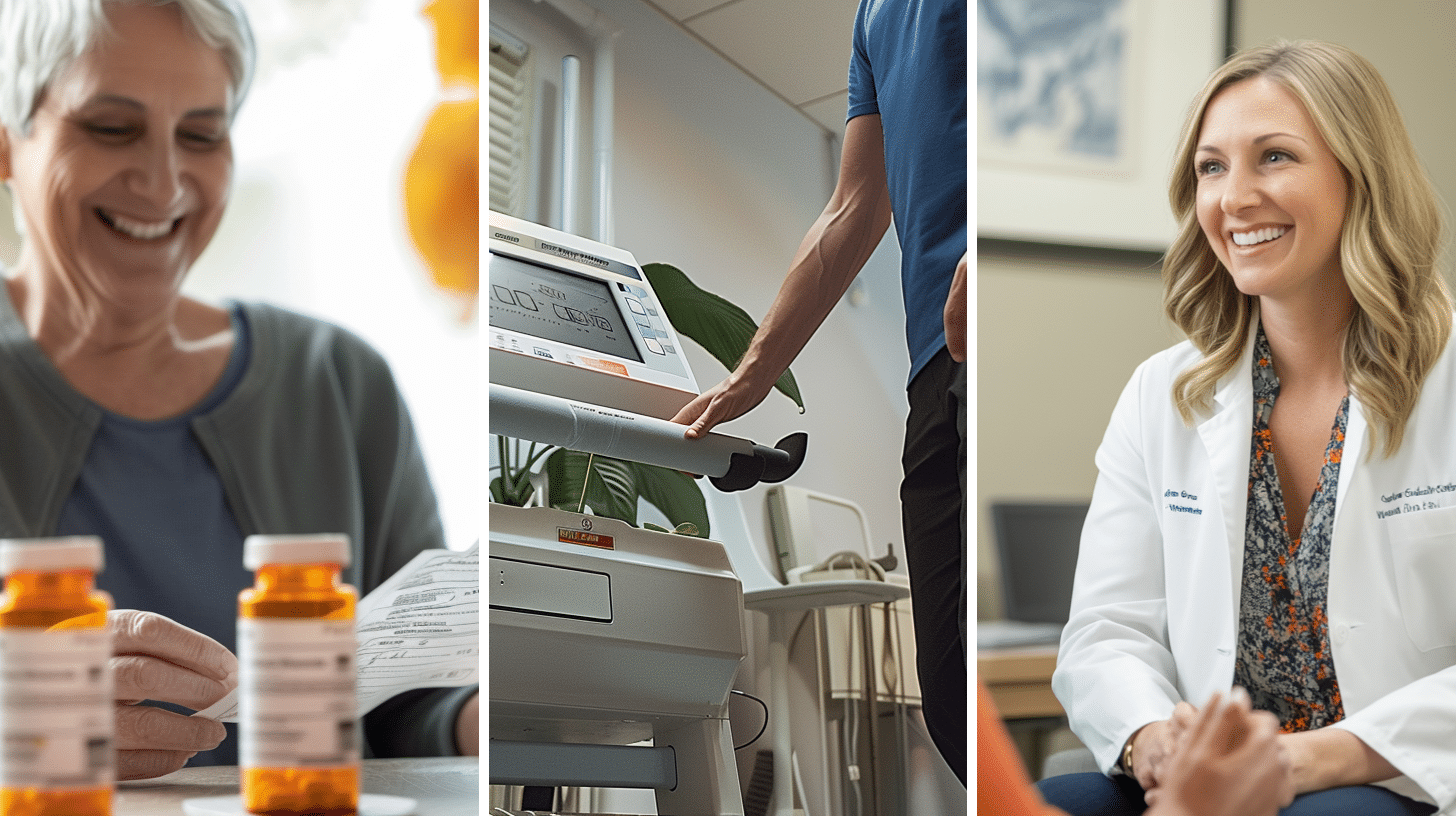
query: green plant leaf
644 521 703 537
493 437 547 507
489 470 534 506
544 450 638 524
643 262 804 412
627 462 710 537
539 450 710 536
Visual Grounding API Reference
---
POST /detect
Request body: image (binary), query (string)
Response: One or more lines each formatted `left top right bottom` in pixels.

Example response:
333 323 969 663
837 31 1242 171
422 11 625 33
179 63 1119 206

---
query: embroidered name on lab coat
1163 489 1203 515
1375 483 1456 519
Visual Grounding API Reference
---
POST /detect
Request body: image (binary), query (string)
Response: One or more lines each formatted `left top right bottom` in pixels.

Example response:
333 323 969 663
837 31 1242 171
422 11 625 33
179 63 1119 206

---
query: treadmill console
489 212 698 419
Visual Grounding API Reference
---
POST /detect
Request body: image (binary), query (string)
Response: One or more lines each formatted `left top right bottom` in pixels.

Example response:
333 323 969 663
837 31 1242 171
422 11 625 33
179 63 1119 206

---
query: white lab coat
1054 316 1456 811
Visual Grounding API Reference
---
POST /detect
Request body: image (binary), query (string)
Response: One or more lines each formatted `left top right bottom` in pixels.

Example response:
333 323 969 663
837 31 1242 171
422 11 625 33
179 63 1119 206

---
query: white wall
609 2 911 564
186 0 479 552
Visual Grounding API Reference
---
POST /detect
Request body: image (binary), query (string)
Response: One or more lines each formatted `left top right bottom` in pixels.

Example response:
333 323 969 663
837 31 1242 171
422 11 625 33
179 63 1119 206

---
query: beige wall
976 248 1178 618
977 1 1456 620
1236 2 1456 255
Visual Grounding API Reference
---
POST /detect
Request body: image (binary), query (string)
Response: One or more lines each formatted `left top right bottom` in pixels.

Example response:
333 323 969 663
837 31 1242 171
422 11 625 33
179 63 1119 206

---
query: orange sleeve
978 678 1066 816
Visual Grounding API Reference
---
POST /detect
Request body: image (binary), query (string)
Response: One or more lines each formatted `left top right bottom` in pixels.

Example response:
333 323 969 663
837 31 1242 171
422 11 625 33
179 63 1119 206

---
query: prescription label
0 628 113 789
238 619 358 769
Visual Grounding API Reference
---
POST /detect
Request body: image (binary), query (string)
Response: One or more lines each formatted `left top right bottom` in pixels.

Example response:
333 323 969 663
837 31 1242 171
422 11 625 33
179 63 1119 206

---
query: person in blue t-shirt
671 0 967 784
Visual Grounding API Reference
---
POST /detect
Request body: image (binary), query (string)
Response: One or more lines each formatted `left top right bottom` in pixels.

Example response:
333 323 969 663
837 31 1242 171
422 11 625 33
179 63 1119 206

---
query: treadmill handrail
489 383 806 491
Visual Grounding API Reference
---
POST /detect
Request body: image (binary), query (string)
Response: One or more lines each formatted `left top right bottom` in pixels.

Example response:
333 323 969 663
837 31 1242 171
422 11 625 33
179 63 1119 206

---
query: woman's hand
109 610 237 780
454 690 480 755
1144 689 1294 816
1127 701 1198 791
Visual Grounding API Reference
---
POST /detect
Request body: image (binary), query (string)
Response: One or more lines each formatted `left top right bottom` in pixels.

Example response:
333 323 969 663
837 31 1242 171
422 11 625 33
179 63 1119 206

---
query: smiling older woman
0 0 477 779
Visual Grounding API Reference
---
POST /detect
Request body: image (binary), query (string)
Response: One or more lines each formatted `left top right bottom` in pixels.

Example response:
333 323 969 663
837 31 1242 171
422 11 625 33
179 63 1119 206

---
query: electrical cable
792 749 814 816
795 549 909 816
731 689 770 750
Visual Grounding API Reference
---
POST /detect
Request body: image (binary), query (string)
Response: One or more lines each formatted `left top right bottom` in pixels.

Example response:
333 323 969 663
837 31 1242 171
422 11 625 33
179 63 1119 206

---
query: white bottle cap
243 534 351 570
0 537 104 575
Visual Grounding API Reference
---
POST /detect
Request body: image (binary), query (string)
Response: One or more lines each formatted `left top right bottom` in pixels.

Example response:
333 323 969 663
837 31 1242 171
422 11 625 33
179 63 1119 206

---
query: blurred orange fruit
405 0 479 302
423 0 478 91
405 96 479 297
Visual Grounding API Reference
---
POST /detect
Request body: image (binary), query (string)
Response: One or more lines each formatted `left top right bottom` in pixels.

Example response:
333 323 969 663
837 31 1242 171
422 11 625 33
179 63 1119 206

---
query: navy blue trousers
1036 772 1437 816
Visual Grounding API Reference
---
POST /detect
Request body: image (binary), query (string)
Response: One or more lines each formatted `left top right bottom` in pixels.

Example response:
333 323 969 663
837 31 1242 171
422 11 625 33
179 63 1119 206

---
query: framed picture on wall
977 0 1229 252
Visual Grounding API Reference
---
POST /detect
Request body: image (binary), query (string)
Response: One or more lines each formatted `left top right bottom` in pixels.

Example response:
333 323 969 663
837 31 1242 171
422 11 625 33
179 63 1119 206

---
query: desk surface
977 645 1062 719
114 757 478 816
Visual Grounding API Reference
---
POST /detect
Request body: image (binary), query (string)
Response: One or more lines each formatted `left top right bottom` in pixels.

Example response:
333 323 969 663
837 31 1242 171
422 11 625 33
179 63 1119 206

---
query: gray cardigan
0 290 473 757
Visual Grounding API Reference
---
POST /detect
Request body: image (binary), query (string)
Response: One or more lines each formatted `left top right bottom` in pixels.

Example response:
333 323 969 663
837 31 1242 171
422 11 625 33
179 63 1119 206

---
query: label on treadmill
576 356 631 377
558 527 616 550
490 226 643 280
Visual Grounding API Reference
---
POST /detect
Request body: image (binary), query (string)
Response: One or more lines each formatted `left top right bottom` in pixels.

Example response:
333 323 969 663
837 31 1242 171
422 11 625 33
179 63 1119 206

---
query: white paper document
194 543 479 722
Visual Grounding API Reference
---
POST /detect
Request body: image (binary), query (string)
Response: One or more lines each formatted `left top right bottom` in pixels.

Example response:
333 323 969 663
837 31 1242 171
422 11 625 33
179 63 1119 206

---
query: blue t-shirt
57 306 253 766
847 0 968 383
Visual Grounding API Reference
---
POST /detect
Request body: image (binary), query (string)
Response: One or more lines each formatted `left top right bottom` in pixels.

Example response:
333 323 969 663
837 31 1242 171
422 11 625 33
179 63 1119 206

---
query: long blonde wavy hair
1163 40 1451 457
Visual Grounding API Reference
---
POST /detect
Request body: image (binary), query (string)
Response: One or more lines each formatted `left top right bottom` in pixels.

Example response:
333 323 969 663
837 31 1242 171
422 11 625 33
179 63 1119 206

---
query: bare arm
1279 727 1399 794
671 114 892 437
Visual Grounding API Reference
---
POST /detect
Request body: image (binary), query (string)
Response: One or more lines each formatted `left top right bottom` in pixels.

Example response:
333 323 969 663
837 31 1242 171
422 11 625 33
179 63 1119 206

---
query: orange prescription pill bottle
0 536 113 816
238 534 358 816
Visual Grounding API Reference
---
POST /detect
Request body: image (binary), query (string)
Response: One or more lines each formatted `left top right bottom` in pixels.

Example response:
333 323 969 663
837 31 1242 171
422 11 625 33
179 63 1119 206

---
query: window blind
489 25 531 218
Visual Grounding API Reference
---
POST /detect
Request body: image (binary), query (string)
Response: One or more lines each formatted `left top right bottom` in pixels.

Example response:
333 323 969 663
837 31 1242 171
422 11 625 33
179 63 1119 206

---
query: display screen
489 252 644 363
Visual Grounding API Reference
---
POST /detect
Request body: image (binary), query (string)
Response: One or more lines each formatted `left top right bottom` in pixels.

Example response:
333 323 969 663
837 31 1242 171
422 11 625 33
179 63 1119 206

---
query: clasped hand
1133 688 1296 816
108 609 236 780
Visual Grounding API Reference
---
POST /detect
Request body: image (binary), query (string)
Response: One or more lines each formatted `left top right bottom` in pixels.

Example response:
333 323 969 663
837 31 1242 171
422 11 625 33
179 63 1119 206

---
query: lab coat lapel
1332 391 1368 526
1194 319 1259 618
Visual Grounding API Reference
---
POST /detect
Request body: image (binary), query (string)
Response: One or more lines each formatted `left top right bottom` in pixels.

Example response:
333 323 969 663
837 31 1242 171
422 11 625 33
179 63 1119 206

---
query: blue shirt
57 306 253 766
848 0 968 384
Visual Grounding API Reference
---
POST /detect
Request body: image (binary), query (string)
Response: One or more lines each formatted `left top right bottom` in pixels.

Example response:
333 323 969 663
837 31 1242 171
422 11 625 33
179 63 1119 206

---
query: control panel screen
490 252 644 363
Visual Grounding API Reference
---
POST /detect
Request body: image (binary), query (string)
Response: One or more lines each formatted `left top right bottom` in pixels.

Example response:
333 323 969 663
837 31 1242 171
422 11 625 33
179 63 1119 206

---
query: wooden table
977 644 1062 719
113 756 478 815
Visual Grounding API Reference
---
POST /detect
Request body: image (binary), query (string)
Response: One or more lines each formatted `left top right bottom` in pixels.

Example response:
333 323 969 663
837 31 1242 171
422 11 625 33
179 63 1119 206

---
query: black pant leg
900 347 967 785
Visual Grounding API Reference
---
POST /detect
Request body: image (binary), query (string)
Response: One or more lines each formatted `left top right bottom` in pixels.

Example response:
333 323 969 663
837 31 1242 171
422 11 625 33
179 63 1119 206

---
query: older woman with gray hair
0 0 477 779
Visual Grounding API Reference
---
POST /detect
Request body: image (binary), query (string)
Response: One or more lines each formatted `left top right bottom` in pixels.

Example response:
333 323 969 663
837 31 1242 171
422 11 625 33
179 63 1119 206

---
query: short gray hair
0 0 255 135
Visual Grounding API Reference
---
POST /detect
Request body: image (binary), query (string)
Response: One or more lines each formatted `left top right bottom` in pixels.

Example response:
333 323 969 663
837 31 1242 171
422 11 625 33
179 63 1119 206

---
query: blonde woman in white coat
1038 41 1456 816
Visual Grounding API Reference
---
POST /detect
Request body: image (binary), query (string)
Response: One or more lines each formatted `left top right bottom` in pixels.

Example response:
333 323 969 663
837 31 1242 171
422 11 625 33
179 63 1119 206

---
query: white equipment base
490 505 747 816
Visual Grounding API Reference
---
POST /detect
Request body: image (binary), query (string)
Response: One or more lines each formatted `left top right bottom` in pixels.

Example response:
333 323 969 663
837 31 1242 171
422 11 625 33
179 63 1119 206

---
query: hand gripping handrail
489 383 807 492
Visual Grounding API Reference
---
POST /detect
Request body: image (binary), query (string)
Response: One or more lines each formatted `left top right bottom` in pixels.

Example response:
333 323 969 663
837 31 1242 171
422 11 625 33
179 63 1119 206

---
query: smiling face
1193 76 1350 307
1 2 233 310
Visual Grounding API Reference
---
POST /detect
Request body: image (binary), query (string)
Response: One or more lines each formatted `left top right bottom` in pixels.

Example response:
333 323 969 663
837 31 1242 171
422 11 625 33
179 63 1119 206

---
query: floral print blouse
1232 326 1348 732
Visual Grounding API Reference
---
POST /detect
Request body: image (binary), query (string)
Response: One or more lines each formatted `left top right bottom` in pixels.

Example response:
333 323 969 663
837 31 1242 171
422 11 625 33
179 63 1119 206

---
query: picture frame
977 0 1231 252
